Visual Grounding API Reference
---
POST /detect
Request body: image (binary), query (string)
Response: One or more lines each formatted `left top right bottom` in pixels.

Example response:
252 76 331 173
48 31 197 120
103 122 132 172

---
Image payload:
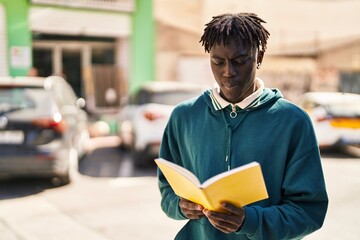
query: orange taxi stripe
330 118 360 128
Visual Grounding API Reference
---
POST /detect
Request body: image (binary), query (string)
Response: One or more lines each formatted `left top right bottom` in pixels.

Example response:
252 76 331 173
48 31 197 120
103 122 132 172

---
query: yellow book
155 158 268 212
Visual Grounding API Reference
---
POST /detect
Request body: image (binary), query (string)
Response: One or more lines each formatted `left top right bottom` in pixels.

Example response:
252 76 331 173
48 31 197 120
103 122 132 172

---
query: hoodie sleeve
157 114 188 220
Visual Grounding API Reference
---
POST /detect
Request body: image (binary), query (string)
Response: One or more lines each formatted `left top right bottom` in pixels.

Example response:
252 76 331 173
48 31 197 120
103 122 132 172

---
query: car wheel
133 150 157 168
51 175 70 186
133 150 151 168
56 175 71 186
133 151 144 168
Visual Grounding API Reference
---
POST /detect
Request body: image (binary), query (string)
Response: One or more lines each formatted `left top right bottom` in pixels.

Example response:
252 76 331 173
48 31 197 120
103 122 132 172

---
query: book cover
155 158 268 212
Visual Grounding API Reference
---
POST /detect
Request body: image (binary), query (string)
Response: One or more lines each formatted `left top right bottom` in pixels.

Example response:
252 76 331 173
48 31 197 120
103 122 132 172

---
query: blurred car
299 91 360 149
118 81 207 167
0 76 90 184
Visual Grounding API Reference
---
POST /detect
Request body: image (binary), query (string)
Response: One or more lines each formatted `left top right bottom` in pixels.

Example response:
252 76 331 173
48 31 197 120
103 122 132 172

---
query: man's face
210 39 262 103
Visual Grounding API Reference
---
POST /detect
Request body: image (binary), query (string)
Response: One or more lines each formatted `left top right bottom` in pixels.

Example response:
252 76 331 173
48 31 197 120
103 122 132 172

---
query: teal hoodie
158 88 328 240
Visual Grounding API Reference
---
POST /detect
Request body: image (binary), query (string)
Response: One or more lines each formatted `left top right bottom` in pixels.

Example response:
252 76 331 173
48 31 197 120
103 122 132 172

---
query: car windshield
0 88 36 113
326 102 360 117
135 90 202 105
0 88 54 114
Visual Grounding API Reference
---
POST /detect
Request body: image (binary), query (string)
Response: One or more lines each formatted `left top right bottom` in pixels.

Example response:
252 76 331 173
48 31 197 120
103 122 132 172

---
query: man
157 12 328 239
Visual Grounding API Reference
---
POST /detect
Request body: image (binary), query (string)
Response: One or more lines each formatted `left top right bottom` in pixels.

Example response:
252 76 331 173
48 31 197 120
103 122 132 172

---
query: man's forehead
210 40 255 56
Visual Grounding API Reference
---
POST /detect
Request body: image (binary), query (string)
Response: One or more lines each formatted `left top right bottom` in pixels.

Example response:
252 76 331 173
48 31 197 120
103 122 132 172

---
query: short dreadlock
199 13 270 53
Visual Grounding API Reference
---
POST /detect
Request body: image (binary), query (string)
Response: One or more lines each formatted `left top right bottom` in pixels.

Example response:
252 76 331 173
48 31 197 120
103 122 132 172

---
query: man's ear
257 50 264 65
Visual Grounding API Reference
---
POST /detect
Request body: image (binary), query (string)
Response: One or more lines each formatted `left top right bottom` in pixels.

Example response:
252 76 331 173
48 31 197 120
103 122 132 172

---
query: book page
155 158 209 206
201 162 259 188
155 158 200 186
201 162 268 211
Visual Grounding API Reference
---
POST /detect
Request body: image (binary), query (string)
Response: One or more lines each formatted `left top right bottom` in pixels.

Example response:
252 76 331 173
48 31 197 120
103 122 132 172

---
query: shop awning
29 6 131 37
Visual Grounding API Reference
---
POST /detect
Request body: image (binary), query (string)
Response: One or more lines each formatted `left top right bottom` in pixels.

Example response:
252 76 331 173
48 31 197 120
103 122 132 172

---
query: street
0 138 360 240
306 147 360 240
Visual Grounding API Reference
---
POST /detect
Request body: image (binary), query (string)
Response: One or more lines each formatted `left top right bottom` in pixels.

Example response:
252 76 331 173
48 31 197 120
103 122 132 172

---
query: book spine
201 190 218 211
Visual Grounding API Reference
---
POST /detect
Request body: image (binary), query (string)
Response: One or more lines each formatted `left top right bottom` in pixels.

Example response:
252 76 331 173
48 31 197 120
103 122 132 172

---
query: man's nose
223 62 236 77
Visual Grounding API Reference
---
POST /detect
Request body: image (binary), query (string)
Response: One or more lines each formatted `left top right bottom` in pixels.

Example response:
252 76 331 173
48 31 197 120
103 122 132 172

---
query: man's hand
179 197 205 219
203 202 245 234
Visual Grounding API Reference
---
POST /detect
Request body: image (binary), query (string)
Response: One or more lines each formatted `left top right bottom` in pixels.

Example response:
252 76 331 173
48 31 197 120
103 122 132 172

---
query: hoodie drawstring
221 110 249 171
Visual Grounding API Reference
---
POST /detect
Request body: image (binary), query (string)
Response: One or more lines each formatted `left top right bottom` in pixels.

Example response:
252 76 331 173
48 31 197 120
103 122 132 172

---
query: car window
326 102 360 117
0 88 36 113
0 88 56 115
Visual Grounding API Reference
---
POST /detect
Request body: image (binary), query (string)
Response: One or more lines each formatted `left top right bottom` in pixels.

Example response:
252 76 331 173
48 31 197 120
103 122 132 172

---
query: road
0 137 359 240
306 147 360 240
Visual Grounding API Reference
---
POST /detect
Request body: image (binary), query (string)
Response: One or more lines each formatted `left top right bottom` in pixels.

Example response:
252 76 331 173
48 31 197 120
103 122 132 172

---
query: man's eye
235 57 249 65
213 61 224 65
235 59 247 64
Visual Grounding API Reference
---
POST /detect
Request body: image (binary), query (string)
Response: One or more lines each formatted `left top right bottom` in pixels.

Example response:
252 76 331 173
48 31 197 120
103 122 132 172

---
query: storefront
0 0 154 114
28 1 133 113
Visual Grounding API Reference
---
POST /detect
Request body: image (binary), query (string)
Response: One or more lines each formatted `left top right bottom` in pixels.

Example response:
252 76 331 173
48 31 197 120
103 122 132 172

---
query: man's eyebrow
210 52 249 59
231 53 249 59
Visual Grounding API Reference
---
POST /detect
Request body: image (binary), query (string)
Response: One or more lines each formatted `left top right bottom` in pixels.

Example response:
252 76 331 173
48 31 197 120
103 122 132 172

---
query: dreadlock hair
199 13 270 53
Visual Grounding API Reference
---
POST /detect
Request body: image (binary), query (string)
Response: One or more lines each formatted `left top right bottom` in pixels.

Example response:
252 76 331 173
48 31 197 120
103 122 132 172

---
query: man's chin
221 89 242 101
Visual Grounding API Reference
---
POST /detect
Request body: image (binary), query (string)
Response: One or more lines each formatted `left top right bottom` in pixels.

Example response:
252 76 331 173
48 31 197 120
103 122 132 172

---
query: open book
155 158 268 212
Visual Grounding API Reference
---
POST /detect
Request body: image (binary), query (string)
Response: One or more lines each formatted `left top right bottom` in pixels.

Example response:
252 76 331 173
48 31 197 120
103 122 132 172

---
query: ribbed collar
210 78 265 111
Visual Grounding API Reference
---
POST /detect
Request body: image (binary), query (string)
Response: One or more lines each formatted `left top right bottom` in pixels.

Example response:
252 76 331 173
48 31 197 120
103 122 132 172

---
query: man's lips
223 80 241 88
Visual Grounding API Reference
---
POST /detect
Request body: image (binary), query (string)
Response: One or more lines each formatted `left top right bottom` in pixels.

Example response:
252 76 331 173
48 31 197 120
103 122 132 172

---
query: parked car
118 81 207 167
299 91 360 149
0 76 90 184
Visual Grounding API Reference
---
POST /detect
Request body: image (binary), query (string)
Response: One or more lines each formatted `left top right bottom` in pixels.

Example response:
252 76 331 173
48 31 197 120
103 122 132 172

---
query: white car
299 92 360 149
118 81 206 167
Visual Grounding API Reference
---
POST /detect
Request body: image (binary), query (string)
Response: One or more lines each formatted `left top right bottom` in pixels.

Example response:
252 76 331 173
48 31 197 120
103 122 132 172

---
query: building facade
0 0 154 114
